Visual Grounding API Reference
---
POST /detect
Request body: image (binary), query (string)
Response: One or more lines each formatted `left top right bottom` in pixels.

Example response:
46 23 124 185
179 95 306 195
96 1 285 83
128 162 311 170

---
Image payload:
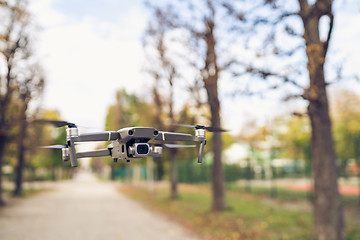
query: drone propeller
40 144 70 163
176 124 227 132
34 119 77 128
40 144 68 149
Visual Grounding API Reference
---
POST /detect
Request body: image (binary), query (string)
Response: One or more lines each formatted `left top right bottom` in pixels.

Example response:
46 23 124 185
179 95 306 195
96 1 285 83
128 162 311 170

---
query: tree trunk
0 75 10 206
154 158 164 181
0 136 6 206
169 148 178 199
211 123 225 211
0 86 9 205
13 102 28 196
13 140 25 196
110 165 115 180
203 18 225 211
299 1 345 238
308 92 344 240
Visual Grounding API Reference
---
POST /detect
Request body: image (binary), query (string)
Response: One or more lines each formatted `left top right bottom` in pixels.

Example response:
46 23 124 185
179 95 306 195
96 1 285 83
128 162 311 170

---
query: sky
29 0 148 132
27 0 360 135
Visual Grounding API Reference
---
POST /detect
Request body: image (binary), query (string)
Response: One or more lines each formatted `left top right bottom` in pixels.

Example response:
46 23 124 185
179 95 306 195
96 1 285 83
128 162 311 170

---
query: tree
331 89 360 166
223 0 344 238
146 0 228 211
105 89 155 130
32 110 71 180
201 1 226 211
143 6 184 199
104 89 155 180
0 0 42 205
276 115 311 167
330 89 360 205
13 65 44 196
273 114 312 197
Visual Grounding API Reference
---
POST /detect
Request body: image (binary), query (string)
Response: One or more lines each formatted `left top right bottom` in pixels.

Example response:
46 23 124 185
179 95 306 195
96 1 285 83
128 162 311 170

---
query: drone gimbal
39 120 226 167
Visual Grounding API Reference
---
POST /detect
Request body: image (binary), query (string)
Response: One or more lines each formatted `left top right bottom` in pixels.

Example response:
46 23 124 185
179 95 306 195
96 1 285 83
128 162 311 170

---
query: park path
0 171 200 240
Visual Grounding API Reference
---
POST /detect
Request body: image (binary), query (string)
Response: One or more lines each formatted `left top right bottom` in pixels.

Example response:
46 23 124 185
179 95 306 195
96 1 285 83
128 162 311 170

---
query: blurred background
0 0 360 239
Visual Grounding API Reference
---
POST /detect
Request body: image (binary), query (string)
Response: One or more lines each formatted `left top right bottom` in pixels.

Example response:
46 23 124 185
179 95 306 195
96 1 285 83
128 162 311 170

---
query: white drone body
40 120 217 167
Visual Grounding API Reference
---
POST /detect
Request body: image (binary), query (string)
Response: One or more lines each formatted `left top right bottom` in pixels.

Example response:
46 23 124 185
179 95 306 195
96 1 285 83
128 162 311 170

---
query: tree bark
0 136 6 206
308 96 344 240
13 101 28 196
0 68 11 206
169 148 178 199
299 1 345 239
203 18 225 211
210 120 225 211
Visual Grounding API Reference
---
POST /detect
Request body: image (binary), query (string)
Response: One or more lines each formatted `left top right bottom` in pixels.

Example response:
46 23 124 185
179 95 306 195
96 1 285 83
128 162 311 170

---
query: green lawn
120 184 360 240
226 183 360 207
4 186 52 198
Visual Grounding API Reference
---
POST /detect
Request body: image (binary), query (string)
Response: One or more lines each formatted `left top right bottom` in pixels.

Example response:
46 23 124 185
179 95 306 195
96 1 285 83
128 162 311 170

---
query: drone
38 120 226 167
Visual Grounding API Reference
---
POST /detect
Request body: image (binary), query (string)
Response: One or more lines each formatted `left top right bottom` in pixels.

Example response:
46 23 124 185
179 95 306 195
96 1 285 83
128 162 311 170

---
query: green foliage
331 90 360 162
120 185 313 240
177 158 212 183
268 89 360 175
102 89 156 168
1 108 71 182
121 185 360 240
25 110 72 182
273 115 311 162
177 160 264 183
32 128 65 169
105 89 154 131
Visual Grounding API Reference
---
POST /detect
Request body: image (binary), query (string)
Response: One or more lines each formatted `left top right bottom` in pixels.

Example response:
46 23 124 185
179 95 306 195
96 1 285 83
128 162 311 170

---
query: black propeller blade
40 144 68 149
176 124 228 132
34 119 77 128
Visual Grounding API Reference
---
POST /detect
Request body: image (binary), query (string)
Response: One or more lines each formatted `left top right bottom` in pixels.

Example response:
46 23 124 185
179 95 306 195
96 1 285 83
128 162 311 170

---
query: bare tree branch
323 12 334 56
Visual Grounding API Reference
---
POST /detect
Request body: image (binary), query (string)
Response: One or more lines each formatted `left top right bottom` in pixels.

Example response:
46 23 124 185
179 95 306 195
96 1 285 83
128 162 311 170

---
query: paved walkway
0 171 200 240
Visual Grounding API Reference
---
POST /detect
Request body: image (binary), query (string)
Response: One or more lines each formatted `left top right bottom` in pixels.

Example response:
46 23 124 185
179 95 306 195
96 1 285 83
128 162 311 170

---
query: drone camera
129 143 150 157
137 144 149 155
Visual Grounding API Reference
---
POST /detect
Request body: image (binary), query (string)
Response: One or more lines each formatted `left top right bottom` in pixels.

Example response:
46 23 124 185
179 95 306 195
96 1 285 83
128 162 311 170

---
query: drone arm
75 131 120 142
148 151 162 158
197 140 206 163
155 132 198 142
155 131 206 163
76 149 111 158
66 131 119 167
67 139 78 167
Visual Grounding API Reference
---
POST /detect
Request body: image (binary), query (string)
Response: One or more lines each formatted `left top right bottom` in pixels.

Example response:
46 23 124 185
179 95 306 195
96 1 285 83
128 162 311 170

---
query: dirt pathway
0 171 200 240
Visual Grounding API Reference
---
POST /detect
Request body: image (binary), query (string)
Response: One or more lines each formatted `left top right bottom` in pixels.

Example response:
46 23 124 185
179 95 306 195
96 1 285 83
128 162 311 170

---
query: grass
119 183 360 240
120 184 312 240
226 183 360 207
3 186 52 199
